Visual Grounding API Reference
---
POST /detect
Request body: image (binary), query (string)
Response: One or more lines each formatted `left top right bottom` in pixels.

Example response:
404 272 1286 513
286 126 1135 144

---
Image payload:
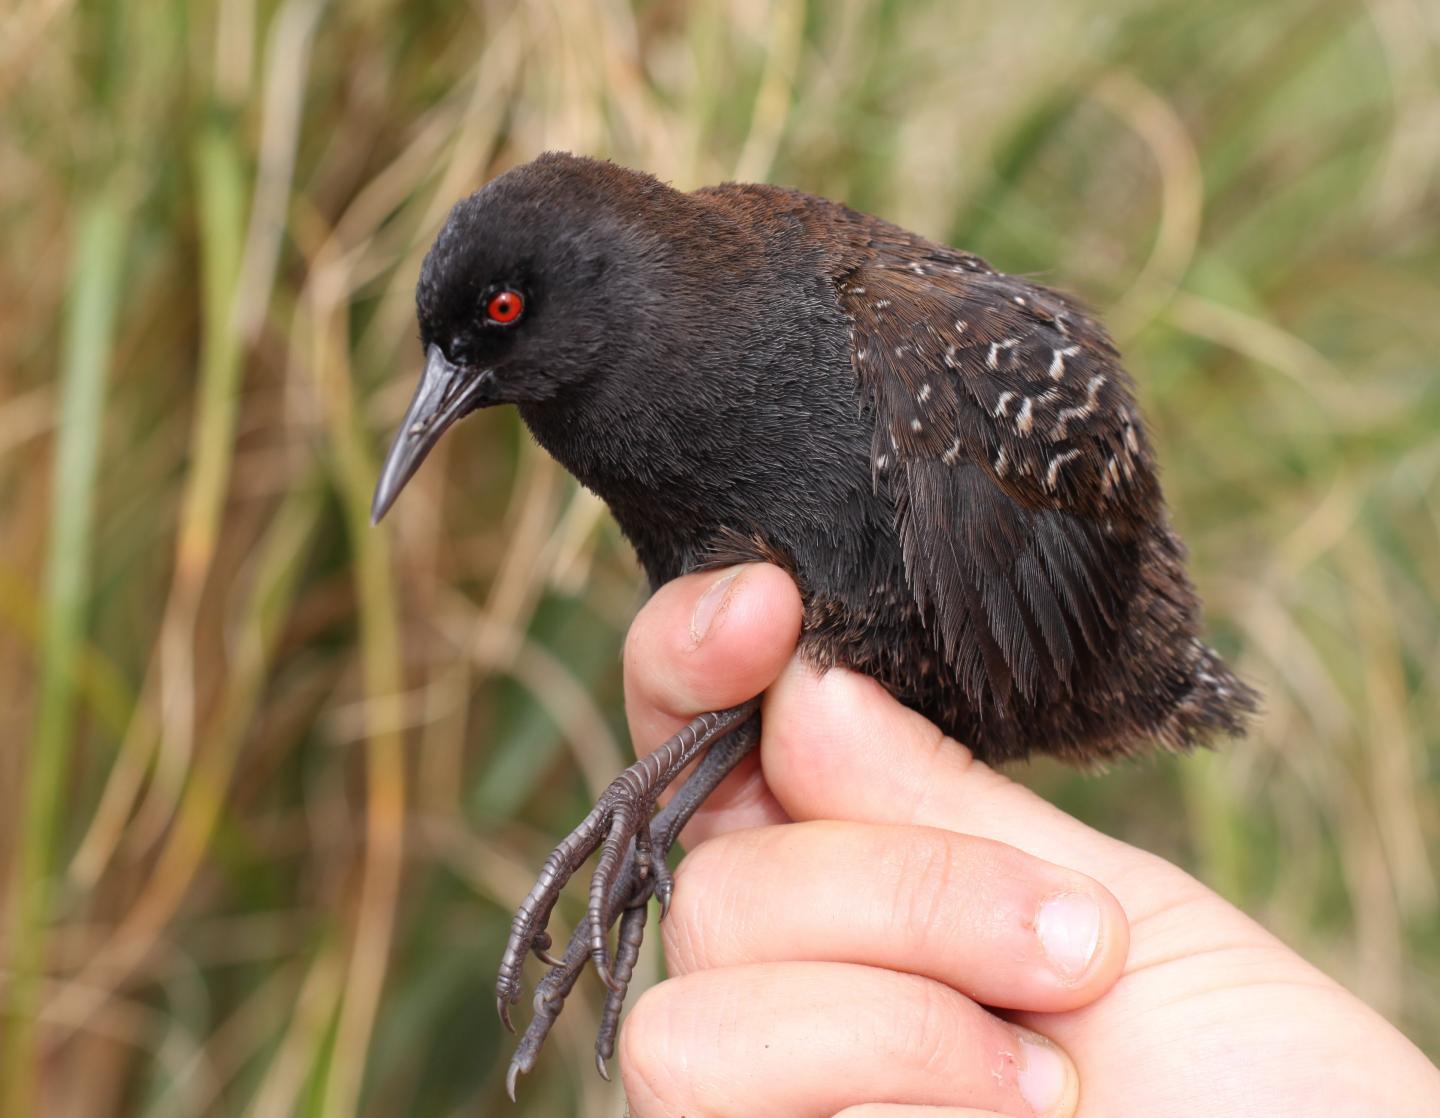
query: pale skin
615 564 1440 1118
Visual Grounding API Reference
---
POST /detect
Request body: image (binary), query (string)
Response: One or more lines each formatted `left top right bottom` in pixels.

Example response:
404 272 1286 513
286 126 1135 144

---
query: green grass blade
2 190 127 1118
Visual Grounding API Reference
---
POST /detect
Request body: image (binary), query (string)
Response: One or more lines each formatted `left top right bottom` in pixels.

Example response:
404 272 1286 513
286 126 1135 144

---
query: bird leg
503 709 761 1098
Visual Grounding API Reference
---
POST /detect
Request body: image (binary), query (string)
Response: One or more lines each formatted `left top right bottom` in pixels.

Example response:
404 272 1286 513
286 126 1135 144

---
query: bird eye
485 289 525 325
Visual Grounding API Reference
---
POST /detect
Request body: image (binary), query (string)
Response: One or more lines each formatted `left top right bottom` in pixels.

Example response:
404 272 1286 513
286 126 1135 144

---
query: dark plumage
372 151 1257 1090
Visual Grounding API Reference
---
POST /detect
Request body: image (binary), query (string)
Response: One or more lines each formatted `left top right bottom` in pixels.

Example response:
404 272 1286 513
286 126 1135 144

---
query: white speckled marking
1045 448 1082 489
1015 396 1035 435
1051 374 1107 439
987 338 1017 370
1102 456 1121 497
1048 345 1080 380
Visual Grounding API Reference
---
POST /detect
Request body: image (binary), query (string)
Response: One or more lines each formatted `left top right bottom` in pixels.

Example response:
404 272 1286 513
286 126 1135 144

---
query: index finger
761 661 1164 893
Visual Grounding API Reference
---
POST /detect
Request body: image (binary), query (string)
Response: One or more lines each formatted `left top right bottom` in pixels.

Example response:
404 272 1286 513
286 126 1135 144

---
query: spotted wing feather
839 257 1157 710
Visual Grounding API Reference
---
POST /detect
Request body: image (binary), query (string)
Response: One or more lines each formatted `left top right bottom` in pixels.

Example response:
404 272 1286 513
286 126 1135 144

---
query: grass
1 0 1437 1114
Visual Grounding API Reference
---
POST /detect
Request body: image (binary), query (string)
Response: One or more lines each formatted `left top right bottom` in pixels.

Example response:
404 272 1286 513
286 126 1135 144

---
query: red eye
486 289 524 325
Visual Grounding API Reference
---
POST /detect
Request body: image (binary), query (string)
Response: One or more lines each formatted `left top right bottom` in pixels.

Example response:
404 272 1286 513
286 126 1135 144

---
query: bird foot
507 851 656 1098
498 701 761 1095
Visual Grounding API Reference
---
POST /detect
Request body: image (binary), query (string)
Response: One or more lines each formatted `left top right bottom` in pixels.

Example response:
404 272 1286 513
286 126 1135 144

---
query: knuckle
877 974 959 1076
886 827 963 948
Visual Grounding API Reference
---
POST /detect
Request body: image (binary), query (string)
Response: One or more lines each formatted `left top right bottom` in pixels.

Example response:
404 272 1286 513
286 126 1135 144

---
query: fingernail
1035 891 1101 980
690 569 741 645
1017 1031 1076 1117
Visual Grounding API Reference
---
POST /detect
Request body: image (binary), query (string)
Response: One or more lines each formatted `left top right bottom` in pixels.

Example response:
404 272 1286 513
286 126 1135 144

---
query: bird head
370 152 691 523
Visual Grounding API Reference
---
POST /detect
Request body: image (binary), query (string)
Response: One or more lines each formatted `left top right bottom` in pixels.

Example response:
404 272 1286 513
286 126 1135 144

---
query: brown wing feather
839 255 1155 710
840 258 1160 518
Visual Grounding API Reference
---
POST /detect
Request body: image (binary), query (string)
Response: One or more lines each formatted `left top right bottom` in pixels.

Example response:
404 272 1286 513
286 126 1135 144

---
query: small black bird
371 152 1257 1093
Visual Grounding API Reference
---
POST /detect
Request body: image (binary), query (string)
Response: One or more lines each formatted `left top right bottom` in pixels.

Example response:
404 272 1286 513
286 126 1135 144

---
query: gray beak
370 344 496 524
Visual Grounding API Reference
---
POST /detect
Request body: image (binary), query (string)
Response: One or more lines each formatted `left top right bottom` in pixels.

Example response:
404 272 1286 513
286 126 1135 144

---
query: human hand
616 564 1440 1117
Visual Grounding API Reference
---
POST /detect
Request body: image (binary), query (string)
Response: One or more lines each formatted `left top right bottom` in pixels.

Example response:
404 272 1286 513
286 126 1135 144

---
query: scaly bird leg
503 711 761 1098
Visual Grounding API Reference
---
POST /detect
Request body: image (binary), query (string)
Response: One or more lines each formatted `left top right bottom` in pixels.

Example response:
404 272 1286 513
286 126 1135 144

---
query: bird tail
1157 641 1260 750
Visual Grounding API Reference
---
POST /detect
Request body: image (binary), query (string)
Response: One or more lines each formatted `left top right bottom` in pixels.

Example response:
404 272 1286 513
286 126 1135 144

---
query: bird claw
593 953 622 994
653 860 674 921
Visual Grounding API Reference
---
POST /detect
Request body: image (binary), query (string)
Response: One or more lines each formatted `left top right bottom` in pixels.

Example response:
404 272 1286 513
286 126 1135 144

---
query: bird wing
837 254 1159 711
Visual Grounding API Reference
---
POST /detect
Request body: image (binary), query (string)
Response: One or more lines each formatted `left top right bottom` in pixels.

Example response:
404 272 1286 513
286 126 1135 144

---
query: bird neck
516 369 753 581
515 306 876 589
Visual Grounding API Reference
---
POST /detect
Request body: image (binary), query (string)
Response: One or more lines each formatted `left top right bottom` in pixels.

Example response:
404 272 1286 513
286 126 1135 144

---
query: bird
370 151 1258 1095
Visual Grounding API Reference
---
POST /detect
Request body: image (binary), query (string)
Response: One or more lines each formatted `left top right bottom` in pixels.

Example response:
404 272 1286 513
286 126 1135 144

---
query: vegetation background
2 0 1437 1114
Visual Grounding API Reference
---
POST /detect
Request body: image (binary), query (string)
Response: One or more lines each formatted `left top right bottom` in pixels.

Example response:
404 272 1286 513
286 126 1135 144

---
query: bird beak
371 344 497 524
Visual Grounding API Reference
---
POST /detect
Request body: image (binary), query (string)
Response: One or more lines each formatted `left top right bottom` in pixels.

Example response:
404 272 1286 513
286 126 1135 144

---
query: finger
623 563 802 843
761 661 1175 905
620 962 1078 1118
756 658 1329 1094
834 1107 1009 1118
662 820 1126 1012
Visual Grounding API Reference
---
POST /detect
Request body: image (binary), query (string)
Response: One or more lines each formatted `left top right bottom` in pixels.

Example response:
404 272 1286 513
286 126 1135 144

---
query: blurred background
2 0 1438 1114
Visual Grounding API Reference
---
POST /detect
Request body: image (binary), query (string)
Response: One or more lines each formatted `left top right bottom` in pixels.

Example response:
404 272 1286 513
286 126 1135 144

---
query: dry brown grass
2 1 1437 1113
